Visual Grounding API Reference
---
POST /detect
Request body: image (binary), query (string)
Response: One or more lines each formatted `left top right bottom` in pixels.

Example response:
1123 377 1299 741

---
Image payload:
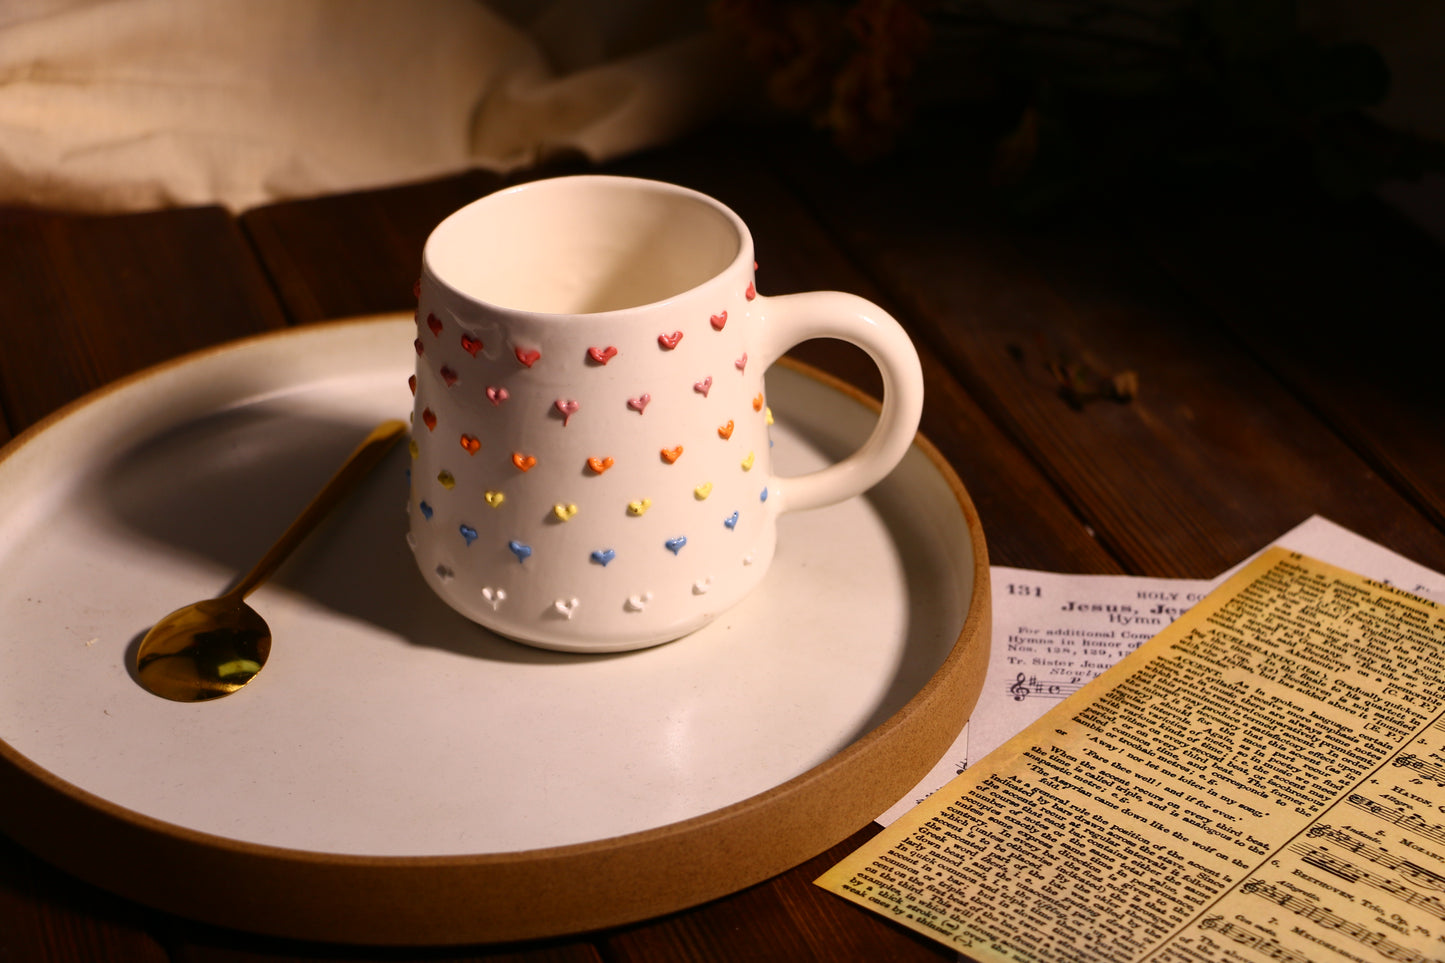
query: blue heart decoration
509 540 533 563
665 536 687 555
724 511 739 530
459 524 478 546
760 487 769 502
418 500 434 520
590 548 616 567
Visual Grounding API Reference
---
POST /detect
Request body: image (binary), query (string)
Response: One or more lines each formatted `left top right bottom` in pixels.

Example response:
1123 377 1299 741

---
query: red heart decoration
414 338 425 356
421 408 437 431
440 366 458 387
460 334 483 357
427 314 443 336
407 375 417 396
710 311 727 331
588 345 618 364
744 282 756 301
514 346 541 368
657 331 683 350
459 434 480 455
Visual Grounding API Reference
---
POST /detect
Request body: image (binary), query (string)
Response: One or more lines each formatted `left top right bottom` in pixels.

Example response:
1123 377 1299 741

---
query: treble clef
1010 673 1030 701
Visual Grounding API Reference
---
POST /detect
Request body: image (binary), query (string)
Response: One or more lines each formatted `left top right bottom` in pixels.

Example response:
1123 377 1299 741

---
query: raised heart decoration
735 352 748 372
459 524 478 546
710 311 727 331
626 592 653 612
657 331 683 350
745 281 756 301
486 386 509 406
587 456 614 474
459 434 480 455
418 500 434 520
741 451 755 471
427 313 443 336
694 482 713 500
553 598 580 620
724 511 739 529
408 374 417 395
481 587 506 610
718 420 734 440
414 338 425 356
552 503 579 522
437 470 456 489
694 376 712 397
752 393 764 412
460 334 483 357
664 536 688 555
627 394 651 414
555 398 580 426
509 540 533 563
440 366 458 386
692 577 712 595
587 345 618 364
660 446 683 464
512 452 537 472
627 498 653 516
514 346 541 368
484 490 505 508
590 548 616 567
421 408 437 431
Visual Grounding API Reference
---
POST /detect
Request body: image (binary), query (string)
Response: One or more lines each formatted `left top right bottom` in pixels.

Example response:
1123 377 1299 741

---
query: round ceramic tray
0 315 989 944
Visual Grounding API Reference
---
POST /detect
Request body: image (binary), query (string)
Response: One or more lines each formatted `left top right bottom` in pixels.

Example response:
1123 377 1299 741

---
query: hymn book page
819 549 1445 962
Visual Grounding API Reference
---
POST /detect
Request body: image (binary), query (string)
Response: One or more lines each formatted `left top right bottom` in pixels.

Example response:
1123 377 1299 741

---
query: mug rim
421 174 753 322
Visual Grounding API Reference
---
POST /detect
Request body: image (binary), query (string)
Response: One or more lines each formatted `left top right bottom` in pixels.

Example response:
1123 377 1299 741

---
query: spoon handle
227 419 409 601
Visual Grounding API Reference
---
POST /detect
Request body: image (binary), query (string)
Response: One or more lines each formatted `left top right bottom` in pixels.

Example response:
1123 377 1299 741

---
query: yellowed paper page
819 549 1445 962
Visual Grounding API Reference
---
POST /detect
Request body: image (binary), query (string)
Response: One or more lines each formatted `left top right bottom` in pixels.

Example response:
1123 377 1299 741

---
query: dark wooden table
3 124 1444 962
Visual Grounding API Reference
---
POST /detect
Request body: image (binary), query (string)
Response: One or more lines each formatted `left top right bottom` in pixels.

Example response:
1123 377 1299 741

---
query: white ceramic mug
407 175 922 651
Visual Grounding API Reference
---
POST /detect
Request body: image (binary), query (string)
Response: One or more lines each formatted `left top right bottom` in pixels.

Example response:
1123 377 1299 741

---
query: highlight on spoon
133 419 408 703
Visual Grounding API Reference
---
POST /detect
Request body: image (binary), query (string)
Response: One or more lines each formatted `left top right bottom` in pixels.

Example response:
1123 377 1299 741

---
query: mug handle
757 291 924 514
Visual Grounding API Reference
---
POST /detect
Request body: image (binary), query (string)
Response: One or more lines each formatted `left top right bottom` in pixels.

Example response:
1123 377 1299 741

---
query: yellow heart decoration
484 490 505 508
437 470 456 490
407 439 419 459
553 503 579 521
694 482 713 500
741 451 755 471
627 498 652 516
764 406 774 426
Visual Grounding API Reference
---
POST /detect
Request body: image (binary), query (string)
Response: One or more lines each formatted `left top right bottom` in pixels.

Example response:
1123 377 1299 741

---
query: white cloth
0 0 736 211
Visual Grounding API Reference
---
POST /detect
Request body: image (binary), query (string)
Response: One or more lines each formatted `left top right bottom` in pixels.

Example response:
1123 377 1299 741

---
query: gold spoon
135 419 408 702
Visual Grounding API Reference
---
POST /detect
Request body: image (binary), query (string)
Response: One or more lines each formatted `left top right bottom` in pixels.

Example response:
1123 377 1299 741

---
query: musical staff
1394 753 1445 788
1240 880 1439 963
1198 914 1310 963
1007 673 1084 701
1302 825 1445 892
1346 793 1445 851
1291 844 1445 920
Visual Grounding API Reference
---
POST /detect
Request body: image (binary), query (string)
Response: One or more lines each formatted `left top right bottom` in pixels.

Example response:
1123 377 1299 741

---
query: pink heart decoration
657 331 683 350
735 352 748 372
627 394 650 414
693 376 712 398
555 398 580 426
487 386 509 406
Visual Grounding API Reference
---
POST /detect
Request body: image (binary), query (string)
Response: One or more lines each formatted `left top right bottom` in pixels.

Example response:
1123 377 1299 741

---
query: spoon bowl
133 419 407 702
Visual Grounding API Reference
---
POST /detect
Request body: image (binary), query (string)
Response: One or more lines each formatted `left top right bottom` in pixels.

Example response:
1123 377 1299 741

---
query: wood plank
241 171 505 323
1136 194 1445 536
0 833 168 963
766 133 1445 577
158 920 604 963
0 205 286 433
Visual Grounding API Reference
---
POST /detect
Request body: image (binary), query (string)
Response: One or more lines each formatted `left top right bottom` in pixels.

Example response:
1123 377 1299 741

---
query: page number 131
1006 583 1041 597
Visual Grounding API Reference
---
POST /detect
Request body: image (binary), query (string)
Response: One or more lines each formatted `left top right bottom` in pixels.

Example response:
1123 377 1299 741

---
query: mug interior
425 177 743 315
